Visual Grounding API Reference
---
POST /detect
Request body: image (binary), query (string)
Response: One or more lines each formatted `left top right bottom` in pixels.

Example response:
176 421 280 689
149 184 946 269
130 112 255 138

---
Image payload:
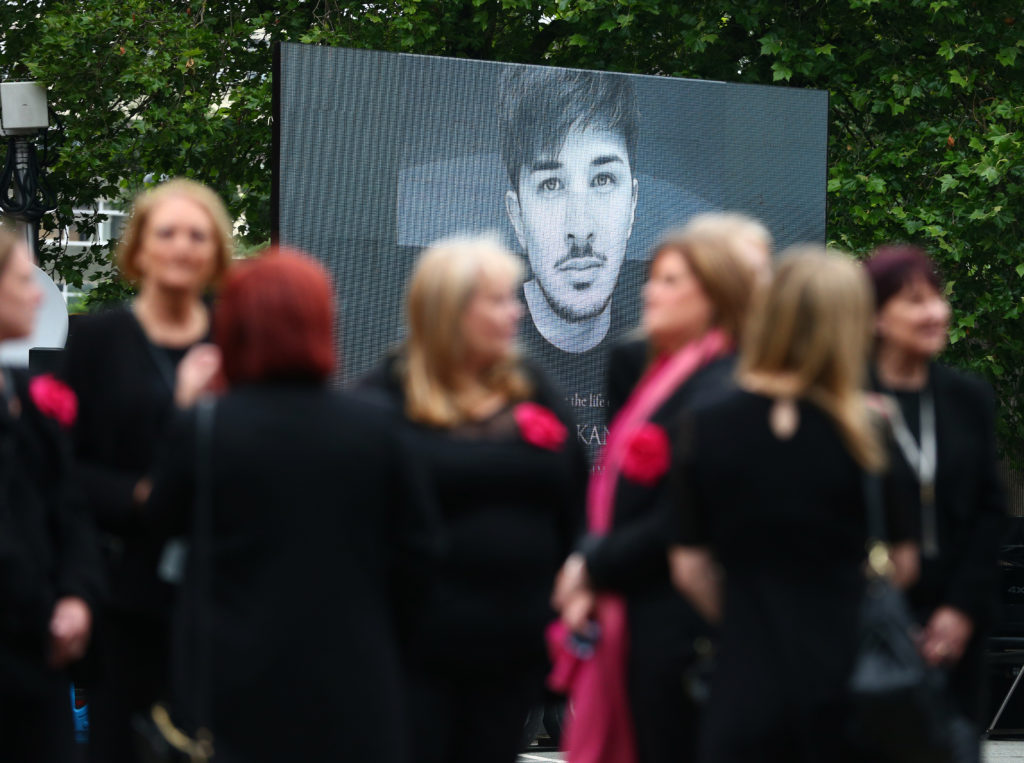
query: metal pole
24 220 38 264
989 662 1024 733
11 136 39 263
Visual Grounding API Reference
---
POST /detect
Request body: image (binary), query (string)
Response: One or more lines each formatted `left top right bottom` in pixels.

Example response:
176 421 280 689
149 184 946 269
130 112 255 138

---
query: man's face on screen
507 124 638 323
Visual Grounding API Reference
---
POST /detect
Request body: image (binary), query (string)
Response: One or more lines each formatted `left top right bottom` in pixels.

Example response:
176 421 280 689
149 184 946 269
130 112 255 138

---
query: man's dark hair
498 66 640 192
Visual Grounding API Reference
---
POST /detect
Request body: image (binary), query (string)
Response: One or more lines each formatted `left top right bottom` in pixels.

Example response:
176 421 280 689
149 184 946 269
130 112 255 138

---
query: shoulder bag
133 399 216 763
848 472 976 762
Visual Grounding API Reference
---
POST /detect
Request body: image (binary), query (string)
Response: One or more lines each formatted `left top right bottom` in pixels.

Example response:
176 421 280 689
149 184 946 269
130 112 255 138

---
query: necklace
886 387 939 558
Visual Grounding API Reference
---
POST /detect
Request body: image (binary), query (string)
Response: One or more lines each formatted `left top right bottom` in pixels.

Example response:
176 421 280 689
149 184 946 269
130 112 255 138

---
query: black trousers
628 646 701 763
627 591 705 763
0 673 80 763
406 665 543 763
87 611 169 763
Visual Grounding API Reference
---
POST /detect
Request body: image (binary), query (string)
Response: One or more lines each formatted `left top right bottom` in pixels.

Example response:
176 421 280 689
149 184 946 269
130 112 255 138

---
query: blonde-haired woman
61 178 233 763
669 248 917 763
360 235 586 763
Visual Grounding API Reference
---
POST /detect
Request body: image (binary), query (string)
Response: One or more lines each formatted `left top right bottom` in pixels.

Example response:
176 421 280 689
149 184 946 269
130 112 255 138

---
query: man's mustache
555 242 607 269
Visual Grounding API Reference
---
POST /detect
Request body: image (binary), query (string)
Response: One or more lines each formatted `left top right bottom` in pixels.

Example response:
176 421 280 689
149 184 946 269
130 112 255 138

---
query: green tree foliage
2 0 1021 452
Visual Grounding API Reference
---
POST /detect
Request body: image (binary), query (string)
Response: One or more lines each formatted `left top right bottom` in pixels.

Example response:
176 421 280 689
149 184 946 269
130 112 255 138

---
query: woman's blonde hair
116 178 234 284
738 246 885 470
403 235 532 427
651 226 758 344
683 212 773 260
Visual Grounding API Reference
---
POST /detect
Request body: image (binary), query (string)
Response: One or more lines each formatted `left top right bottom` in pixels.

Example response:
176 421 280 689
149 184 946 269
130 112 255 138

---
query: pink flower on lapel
621 423 670 486
515 402 568 451
29 374 78 429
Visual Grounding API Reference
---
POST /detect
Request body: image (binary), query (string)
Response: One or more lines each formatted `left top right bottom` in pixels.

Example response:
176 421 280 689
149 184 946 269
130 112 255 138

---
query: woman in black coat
866 244 1006 746
551 226 756 763
0 230 104 762
605 213 772 423
62 179 233 762
146 250 438 762
669 249 918 763
359 236 587 763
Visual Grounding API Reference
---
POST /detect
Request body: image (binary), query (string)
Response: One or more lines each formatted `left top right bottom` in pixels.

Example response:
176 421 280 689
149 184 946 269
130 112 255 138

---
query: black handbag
848 473 976 763
133 399 217 763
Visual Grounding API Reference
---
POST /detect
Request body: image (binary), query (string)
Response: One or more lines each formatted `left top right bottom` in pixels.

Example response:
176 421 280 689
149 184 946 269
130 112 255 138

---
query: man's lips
557 256 605 271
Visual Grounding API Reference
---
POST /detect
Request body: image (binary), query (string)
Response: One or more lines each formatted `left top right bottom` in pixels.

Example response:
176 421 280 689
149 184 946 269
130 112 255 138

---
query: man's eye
592 173 616 188
538 177 563 193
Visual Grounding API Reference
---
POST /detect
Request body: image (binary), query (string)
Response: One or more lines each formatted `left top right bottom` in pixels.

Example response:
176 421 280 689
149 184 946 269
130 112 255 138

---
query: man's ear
626 176 639 239
506 189 527 252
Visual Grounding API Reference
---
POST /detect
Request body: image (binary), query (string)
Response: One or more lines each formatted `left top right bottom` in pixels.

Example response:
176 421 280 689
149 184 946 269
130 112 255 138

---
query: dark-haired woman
0 230 104 762
866 244 1006 751
146 249 437 762
359 236 586 763
62 179 234 762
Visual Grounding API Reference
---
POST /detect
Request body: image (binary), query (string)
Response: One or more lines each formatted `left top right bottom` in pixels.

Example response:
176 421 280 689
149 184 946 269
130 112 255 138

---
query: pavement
987 741 1024 761
518 741 1024 761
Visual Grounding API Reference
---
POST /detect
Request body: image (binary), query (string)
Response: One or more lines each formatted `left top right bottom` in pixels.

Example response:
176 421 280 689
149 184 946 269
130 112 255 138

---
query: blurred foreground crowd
0 177 1006 763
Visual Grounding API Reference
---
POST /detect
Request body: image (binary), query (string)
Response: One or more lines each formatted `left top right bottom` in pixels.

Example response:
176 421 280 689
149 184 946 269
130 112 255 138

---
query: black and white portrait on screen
499 66 640 356
274 45 829 459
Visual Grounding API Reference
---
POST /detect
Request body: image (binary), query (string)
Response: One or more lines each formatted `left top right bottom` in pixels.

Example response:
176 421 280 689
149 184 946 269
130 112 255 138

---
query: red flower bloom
28 374 78 429
515 402 567 452
621 423 670 486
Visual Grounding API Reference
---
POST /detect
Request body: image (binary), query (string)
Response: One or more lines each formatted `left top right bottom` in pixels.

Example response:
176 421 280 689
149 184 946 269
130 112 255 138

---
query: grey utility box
0 82 48 135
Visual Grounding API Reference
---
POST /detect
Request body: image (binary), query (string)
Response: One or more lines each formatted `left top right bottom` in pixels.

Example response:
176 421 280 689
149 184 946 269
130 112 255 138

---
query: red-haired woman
145 249 438 762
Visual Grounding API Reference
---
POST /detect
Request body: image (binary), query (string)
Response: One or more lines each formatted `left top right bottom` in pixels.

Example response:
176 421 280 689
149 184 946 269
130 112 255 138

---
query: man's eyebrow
592 155 625 167
529 159 563 172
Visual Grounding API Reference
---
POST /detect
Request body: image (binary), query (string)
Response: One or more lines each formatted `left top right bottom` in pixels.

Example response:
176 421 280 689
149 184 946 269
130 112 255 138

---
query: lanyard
887 388 939 558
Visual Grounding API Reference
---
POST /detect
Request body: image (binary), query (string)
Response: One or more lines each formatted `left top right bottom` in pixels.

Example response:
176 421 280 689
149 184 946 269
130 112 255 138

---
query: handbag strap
862 471 894 578
863 471 887 543
192 398 216 748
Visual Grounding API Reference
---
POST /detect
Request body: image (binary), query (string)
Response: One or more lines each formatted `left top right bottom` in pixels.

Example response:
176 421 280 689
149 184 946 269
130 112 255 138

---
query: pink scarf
548 329 732 763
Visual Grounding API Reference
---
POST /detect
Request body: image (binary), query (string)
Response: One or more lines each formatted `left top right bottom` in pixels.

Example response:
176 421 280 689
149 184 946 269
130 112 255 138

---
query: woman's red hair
215 248 336 385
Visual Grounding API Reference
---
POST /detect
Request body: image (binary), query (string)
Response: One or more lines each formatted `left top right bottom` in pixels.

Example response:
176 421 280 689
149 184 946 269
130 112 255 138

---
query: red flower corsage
621 423 670 486
515 402 568 451
29 374 78 429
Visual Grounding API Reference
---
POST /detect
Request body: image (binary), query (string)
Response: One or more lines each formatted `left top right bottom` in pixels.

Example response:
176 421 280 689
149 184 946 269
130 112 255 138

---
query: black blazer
584 352 737 592
62 306 203 614
146 383 439 763
874 362 1007 627
0 368 104 695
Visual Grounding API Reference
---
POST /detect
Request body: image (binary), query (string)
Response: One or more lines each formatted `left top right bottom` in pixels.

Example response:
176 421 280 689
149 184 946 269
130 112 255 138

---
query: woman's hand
920 606 974 666
552 552 590 612
561 589 597 635
888 541 919 590
133 477 152 508
175 343 222 409
49 596 92 669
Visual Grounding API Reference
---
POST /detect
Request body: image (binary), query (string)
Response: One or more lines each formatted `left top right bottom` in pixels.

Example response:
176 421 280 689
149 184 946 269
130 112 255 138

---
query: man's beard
539 242 616 323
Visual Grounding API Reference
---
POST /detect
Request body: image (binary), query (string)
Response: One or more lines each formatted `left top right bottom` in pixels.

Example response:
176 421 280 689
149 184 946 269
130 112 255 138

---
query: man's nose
564 187 594 243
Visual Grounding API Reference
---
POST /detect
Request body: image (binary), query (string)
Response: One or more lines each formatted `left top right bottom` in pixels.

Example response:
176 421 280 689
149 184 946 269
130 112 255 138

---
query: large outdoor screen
274 43 828 460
